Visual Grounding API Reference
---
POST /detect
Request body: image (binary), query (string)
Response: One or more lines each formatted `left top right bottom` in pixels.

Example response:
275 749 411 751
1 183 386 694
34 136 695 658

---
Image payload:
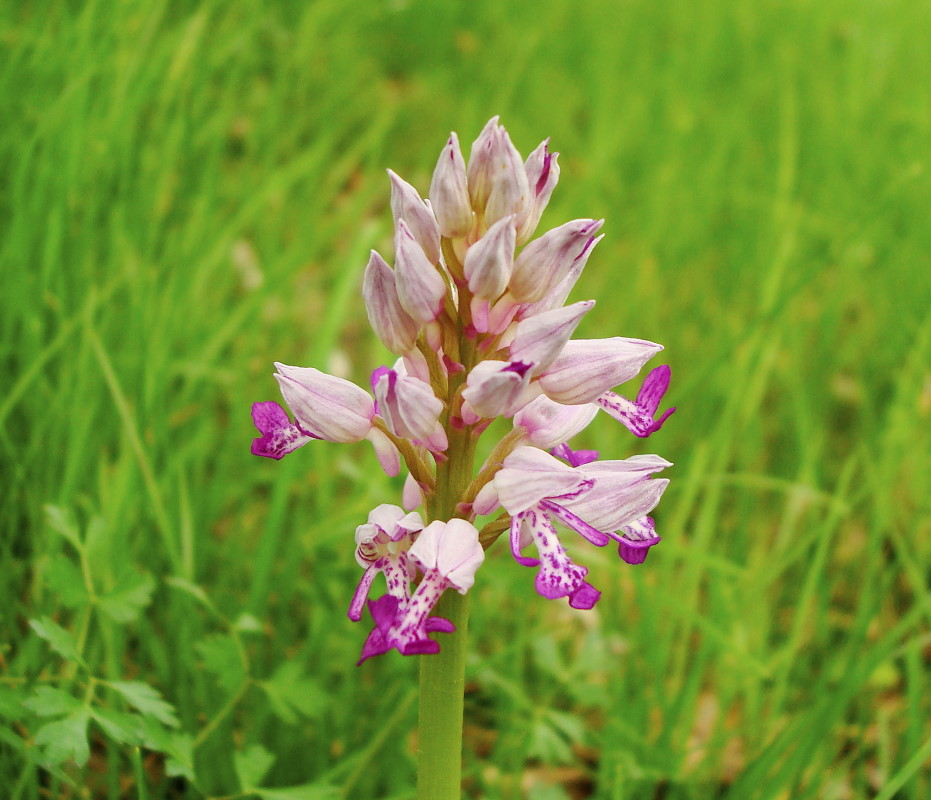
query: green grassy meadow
2 0 930 797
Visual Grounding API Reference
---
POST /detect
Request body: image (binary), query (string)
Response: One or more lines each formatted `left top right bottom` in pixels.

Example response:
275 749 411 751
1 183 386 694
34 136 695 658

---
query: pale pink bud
508 300 594 375
461 360 536 419
463 215 516 299
394 220 447 324
388 170 441 265
538 338 663 404
372 367 444 445
520 233 604 317
509 219 604 303
429 133 473 237
483 128 531 230
363 250 420 354
512 394 598 449
274 363 375 443
466 116 501 213
409 519 485 593
516 139 560 244
402 472 424 511
365 428 401 476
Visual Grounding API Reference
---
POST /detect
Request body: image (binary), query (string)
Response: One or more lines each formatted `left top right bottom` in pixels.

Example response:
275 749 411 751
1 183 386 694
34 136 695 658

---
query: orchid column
251 117 675 800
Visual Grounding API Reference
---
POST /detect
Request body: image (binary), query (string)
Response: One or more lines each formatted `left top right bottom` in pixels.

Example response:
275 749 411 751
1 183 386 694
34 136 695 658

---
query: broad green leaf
44 505 82 550
97 569 155 623
43 558 90 608
29 617 84 666
259 661 327 724
92 708 145 745
22 686 83 718
195 634 246 693
34 710 91 767
234 743 276 791
109 681 179 728
255 785 340 800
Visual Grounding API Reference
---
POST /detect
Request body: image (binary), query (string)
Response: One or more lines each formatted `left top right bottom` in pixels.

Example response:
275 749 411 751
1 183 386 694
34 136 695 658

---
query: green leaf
255 785 340 800
234 743 276 791
43 558 90 608
164 733 195 781
92 707 146 745
44 505 83 550
109 681 179 728
34 710 91 767
22 686 83 718
97 569 155 623
259 661 327 724
0 685 27 720
29 617 84 666
165 576 215 611
195 634 246 693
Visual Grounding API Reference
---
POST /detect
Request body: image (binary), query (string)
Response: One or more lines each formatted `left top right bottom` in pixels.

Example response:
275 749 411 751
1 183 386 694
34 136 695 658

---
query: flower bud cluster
251 119 675 661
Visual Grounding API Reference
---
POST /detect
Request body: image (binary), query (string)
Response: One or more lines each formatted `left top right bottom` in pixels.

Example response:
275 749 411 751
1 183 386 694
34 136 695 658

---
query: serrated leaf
164 732 195 781
109 681 179 728
29 617 84 666
195 634 246 693
255 785 340 800
259 661 326 724
34 710 91 767
235 743 276 791
0 685 27 720
22 686 83 718
44 505 83 550
44 558 90 609
97 569 155 623
165 576 214 610
92 708 146 745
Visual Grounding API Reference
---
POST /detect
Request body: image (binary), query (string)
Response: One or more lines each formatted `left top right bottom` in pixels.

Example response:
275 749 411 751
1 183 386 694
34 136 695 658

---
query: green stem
417 590 470 800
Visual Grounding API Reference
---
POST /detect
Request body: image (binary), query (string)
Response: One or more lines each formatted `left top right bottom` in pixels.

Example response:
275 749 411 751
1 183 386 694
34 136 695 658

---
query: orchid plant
251 117 675 799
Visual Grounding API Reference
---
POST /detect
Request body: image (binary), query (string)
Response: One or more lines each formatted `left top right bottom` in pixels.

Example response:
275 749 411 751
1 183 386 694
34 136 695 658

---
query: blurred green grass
1 0 929 798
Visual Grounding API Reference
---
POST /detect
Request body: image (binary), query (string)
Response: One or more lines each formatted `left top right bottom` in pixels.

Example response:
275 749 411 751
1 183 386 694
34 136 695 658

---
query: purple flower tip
504 360 533 378
370 365 393 392
551 442 600 467
569 582 601 610
618 535 661 565
250 401 317 459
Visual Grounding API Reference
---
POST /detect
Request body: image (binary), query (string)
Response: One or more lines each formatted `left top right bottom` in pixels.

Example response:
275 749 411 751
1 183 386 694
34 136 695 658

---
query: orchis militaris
251 117 675 663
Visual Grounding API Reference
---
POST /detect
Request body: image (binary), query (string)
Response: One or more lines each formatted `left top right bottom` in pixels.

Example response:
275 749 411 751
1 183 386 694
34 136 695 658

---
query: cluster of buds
251 118 675 662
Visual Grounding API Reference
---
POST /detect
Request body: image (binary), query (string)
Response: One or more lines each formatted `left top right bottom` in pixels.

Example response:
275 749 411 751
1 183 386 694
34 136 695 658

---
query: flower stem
417 589 470 800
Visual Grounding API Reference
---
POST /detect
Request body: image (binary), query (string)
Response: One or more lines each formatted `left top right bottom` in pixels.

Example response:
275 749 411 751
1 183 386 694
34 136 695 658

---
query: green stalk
417 259 477 798
417 590 470 800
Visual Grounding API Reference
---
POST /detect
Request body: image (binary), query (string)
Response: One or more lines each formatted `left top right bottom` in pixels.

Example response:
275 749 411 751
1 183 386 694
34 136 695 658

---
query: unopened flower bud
388 170 441 265
510 219 604 303
429 133 473 237
363 250 420 354
394 220 447 324
463 215 516 299
516 139 559 244
461 360 536 419
483 128 531 230
466 116 501 214
372 366 445 447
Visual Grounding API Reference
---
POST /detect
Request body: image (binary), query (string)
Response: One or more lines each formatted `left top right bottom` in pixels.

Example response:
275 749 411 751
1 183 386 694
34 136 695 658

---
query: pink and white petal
250 401 316 459
495 446 588 515
366 428 401 477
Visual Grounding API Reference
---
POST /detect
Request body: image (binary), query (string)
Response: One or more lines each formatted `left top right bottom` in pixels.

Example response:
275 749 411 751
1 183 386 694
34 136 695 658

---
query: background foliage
1 0 929 798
